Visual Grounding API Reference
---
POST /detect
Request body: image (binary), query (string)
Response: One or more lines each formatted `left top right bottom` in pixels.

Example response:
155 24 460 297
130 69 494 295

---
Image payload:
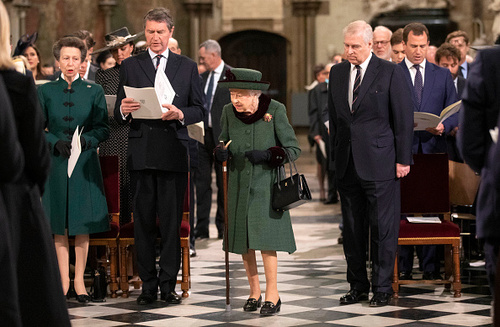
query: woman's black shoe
243 295 262 311
260 298 281 315
76 294 91 303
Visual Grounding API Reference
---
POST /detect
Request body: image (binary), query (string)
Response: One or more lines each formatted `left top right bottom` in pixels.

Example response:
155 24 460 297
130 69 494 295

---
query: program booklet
414 100 462 131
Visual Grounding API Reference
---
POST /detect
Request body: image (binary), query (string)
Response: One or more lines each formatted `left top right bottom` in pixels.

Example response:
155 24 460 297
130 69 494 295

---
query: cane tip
225 304 231 312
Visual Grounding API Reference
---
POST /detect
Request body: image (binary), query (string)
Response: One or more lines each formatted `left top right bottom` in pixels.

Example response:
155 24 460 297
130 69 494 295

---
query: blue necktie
205 72 215 112
414 64 423 108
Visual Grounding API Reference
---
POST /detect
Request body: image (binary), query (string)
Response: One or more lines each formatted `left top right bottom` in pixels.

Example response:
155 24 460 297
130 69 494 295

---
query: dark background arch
219 30 287 105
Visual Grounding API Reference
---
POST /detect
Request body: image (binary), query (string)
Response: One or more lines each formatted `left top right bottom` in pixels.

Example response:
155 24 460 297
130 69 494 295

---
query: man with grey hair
114 7 204 305
372 25 393 61
328 20 413 307
194 39 232 240
168 37 181 54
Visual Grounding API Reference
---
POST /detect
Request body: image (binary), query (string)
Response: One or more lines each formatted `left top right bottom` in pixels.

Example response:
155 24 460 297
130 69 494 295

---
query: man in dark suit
328 20 413 307
459 46 500 295
445 30 471 79
114 7 204 305
436 42 465 162
195 39 231 239
398 23 458 281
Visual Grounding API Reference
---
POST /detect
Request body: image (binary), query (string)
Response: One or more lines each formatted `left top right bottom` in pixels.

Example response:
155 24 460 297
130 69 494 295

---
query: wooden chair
392 153 461 298
69 156 120 297
449 160 481 263
118 174 191 298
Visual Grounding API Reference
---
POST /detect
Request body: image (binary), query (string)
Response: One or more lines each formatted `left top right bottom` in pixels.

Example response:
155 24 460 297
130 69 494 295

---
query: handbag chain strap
276 148 301 189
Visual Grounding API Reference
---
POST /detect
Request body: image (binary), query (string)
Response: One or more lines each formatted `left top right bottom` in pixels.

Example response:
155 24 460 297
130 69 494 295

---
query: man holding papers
114 7 204 305
398 23 458 281
399 23 458 154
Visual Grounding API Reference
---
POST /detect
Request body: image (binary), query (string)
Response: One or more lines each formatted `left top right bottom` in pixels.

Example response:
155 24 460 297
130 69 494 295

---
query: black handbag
272 149 312 211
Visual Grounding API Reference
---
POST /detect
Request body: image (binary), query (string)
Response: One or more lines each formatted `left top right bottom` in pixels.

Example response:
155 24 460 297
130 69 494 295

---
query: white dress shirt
404 57 426 86
204 60 225 127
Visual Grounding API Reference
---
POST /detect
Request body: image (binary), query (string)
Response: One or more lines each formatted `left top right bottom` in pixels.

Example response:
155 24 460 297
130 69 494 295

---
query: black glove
80 135 86 150
214 145 229 163
245 150 271 164
55 140 71 158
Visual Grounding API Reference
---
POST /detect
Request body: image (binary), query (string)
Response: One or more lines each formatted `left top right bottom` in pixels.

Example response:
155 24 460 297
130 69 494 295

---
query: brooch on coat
263 113 273 122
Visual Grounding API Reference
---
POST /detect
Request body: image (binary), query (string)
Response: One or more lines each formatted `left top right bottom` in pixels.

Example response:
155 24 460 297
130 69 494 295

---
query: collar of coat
233 93 271 124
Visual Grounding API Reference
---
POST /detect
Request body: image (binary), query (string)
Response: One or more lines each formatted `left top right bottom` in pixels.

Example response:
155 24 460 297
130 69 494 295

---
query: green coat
219 98 301 254
38 77 110 235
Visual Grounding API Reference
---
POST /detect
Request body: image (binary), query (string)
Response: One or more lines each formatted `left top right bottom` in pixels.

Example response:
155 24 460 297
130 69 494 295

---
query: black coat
200 63 232 143
0 70 71 326
114 51 205 172
0 74 24 327
459 47 500 241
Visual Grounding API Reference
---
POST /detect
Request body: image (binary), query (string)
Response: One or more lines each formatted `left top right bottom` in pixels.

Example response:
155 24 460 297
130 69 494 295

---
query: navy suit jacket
201 63 232 144
328 55 413 182
399 60 458 154
114 51 204 172
458 47 500 241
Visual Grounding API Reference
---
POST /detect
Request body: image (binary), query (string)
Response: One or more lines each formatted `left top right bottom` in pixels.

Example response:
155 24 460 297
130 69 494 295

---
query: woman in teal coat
216 68 301 315
38 37 109 303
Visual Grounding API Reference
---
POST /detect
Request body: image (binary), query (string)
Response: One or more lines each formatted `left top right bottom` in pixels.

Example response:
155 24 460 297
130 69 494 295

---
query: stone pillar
183 0 213 59
291 0 322 89
9 0 31 53
99 0 117 34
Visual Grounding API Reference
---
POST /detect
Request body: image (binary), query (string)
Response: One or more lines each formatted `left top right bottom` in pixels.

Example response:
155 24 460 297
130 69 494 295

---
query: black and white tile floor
68 133 492 326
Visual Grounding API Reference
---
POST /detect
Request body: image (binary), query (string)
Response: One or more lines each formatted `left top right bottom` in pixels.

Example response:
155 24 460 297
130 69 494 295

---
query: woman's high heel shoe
76 294 91 303
243 295 262 312
260 298 281 315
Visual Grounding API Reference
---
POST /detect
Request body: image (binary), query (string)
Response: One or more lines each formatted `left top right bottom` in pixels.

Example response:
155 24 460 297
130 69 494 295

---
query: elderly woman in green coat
38 36 109 303
215 68 301 315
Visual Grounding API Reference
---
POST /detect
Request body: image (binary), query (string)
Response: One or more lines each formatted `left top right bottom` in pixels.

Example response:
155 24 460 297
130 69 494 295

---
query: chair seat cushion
119 221 135 239
399 220 460 238
91 221 119 238
180 220 190 238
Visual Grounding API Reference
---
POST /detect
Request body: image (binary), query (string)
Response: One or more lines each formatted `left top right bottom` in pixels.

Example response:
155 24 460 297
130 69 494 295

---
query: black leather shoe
369 292 391 307
76 294 91 303
137 291 157 305
339 289 368 305
161 291 182 304
399 271 413 280
243 295 262 311
260 298 281 315
423 271 443 280
195 233 209 240
324 198 339 205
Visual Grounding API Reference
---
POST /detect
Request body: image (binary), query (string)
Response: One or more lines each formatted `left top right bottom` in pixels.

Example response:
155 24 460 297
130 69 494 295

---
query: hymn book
414 100 462 131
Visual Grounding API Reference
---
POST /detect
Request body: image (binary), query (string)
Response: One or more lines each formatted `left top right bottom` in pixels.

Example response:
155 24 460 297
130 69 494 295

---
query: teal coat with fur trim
38 77 110 235
219 97 301 254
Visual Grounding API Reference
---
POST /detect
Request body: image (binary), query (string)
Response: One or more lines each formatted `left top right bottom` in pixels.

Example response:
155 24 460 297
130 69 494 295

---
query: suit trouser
131 169 187 293
195 128 224 236
338 155 400 294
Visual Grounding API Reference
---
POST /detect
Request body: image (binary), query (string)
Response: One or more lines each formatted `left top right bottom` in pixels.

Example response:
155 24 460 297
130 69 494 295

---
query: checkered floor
68 133 493 326
68 257 492 326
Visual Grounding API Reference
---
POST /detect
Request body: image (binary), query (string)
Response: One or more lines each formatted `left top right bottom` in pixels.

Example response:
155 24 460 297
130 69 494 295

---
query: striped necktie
351 65 361 111
155 55 163 71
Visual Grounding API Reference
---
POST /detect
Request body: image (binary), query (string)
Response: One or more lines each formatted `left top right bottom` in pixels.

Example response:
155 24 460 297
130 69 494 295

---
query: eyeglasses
373 40 390 46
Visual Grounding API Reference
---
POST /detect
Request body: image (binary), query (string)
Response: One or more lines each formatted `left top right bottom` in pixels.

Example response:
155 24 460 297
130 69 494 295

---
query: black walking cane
220 140 232 312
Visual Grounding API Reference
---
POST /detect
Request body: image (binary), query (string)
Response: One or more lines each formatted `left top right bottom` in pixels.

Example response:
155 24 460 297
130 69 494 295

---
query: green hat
218 68 270 91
